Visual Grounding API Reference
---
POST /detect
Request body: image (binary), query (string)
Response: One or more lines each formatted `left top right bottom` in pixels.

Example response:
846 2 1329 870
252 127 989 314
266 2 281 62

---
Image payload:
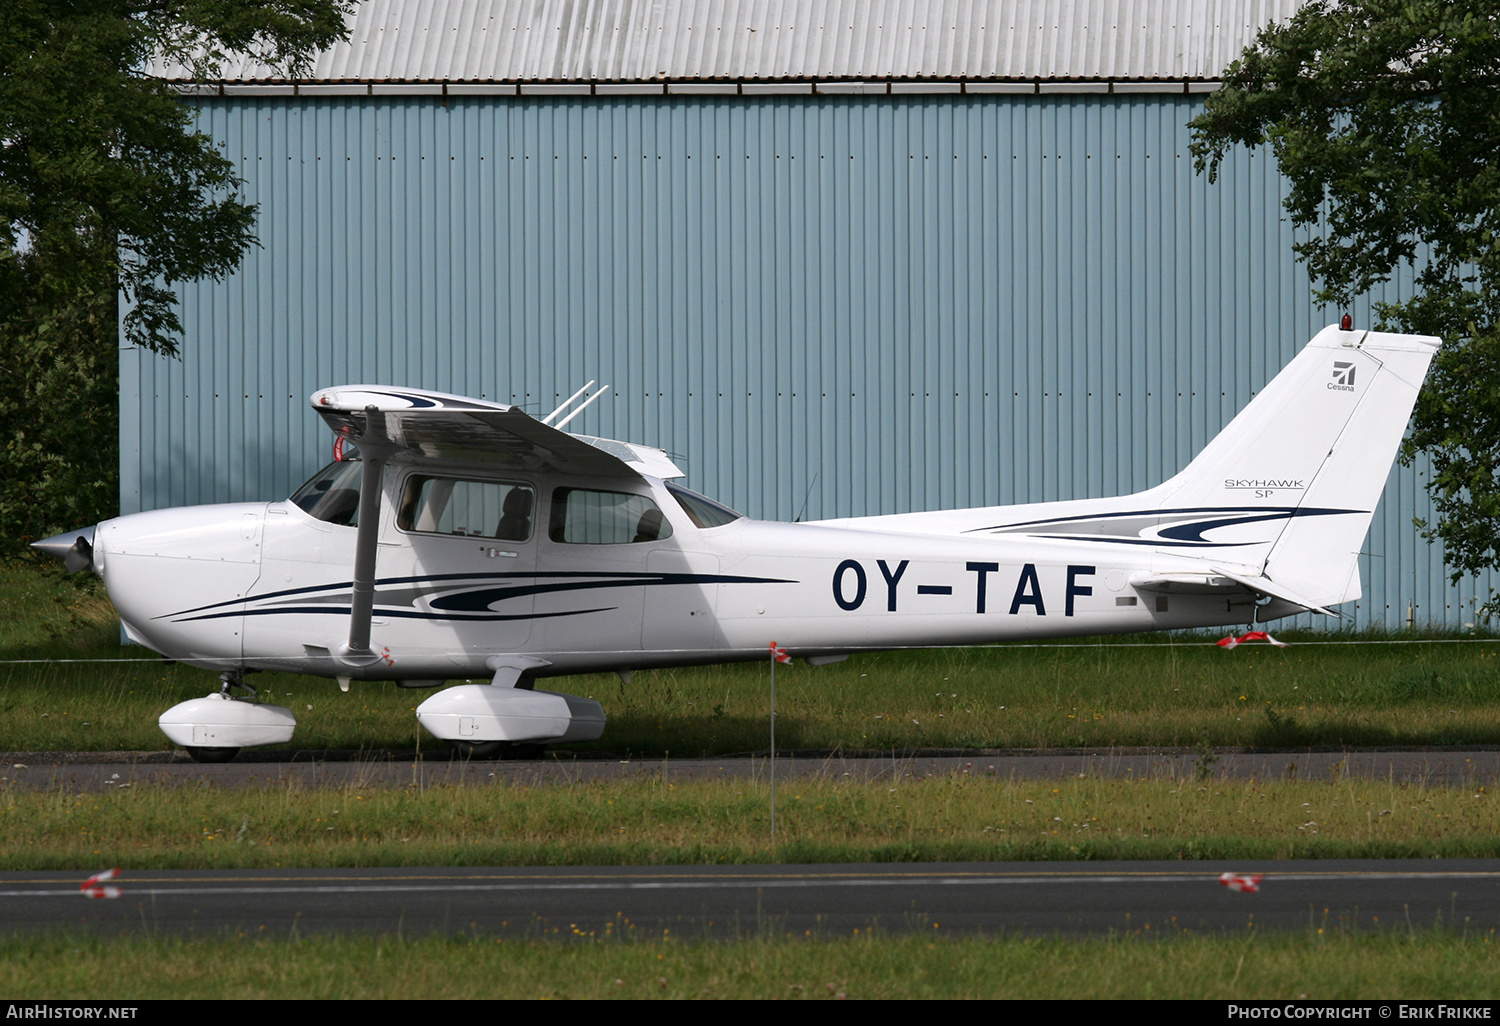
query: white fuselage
97 468 1282 683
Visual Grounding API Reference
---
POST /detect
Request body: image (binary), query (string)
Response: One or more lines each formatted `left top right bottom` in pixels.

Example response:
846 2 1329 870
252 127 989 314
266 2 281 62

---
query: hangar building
131 0 1488 629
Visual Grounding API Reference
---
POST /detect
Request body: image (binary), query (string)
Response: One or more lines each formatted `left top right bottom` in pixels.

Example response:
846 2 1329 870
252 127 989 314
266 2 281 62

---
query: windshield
289 459 364 526
667 483 743 528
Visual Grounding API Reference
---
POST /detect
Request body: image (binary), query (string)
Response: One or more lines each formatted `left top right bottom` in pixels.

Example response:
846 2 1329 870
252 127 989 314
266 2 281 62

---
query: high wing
310 385 655 478
308 385 684 670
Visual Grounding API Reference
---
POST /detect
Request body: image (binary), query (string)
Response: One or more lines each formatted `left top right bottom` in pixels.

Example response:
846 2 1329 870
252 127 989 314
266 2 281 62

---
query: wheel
446 740 547 760
447 739 507 759
185 746 240 764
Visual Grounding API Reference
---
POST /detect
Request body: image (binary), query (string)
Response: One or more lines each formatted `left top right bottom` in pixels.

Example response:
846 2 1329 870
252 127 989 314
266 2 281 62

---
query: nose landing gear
158 671 297 763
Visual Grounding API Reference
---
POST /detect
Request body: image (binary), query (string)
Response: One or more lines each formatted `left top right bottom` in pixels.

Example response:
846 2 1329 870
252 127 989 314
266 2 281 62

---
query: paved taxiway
5 862 1500 938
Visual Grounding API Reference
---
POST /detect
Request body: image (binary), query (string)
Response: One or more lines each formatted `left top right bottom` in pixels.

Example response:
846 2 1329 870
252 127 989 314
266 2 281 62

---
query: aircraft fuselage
97 471 1282 683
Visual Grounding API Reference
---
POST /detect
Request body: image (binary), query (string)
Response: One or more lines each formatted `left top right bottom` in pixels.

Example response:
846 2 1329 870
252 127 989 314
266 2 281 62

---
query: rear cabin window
290 459 365 527
398 476 535 541
549 488 673 544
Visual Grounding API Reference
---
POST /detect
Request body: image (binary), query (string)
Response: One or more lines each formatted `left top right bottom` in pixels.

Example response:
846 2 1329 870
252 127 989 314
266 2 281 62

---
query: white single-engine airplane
36 324 1438 762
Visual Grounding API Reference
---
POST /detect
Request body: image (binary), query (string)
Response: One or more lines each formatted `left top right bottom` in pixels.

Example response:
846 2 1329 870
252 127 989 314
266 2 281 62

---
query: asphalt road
5 862 1499 939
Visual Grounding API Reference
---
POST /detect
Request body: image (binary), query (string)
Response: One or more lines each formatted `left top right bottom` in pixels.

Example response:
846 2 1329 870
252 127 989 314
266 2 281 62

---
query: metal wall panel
152 0 1306 84
122 92 1494 629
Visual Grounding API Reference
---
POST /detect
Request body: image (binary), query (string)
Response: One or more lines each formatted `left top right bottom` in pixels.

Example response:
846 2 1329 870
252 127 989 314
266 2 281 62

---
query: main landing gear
157 671 297 764
415 684 605 756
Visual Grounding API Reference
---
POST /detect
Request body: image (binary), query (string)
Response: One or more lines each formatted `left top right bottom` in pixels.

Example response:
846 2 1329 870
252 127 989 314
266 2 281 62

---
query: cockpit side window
398 476 535 541
549 488 674 544
290 459 365 527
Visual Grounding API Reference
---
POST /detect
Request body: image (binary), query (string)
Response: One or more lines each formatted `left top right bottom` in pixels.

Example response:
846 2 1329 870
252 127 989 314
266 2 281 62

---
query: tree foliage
0 1 351 551
0 245 117 555
0 1 351 355
1190 0 1500 601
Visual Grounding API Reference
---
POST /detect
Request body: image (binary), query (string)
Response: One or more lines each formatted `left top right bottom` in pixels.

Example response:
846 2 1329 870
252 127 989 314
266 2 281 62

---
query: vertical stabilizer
820 324 1439 618
1151 324 1439 607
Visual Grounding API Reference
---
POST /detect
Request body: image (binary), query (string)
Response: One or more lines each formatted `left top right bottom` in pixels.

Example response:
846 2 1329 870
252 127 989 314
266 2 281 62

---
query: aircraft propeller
32 527 96 574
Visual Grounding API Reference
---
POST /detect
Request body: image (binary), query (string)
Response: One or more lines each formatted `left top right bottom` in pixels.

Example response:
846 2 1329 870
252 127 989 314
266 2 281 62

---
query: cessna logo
1328 361 1357 391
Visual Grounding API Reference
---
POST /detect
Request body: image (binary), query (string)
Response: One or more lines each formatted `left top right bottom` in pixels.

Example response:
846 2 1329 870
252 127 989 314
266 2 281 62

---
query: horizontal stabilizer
1129 572 1241 593
1130 568 1342 617
1207 566 1342 618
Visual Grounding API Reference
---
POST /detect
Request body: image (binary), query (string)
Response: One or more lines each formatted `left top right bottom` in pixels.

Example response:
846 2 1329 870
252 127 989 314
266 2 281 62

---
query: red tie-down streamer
1219 872 1263 893
1216 630 1288 650
81 867 121 899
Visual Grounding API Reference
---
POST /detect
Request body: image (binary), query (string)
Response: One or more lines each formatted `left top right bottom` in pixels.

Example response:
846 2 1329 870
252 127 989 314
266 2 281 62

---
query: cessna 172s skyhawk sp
36 324 1438 761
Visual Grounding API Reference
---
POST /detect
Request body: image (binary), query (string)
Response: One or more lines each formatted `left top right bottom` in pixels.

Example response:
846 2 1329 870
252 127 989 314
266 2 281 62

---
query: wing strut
343 406 394 663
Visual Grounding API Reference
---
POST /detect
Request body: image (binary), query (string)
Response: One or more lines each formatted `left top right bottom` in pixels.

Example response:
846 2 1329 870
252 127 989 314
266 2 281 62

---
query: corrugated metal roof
156 0 1307 84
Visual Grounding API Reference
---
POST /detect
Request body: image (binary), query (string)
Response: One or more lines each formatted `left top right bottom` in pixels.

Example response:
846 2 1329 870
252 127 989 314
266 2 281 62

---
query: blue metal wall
122 93 1489 628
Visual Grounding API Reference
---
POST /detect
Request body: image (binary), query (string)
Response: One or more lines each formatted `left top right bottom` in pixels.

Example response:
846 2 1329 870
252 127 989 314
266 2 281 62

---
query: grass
2 929 1496 999
6 562 1500 997
12 639 1500 755
3 772 1496 870
6 560 1500 754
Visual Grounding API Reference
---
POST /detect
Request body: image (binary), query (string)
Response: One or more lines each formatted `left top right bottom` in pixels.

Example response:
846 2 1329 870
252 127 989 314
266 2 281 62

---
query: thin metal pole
769 643 776 844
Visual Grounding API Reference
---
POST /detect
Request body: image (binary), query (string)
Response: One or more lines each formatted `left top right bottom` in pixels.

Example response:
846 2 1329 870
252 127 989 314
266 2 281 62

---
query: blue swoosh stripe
160 571 793 623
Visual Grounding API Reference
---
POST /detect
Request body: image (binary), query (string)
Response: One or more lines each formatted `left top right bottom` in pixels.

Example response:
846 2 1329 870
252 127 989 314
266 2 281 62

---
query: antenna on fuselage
552 385 611 431
793 472 819 523
542 381 595 425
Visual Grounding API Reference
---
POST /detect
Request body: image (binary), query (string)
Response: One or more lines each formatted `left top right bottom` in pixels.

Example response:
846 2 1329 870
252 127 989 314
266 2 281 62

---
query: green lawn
6 561 1500 755
3 929 1495 999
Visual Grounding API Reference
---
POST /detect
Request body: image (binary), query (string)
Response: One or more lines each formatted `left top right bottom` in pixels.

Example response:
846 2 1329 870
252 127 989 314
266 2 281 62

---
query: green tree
0 1 351 550
0 243 117 554
1190 0 1500 612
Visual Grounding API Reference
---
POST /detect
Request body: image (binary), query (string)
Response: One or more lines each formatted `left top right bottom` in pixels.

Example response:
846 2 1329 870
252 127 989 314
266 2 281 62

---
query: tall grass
3 771 1496 869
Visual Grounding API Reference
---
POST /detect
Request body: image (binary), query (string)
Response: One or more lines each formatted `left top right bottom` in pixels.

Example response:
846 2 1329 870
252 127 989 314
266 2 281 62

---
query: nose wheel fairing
158 692 297 752
158 672 297 760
